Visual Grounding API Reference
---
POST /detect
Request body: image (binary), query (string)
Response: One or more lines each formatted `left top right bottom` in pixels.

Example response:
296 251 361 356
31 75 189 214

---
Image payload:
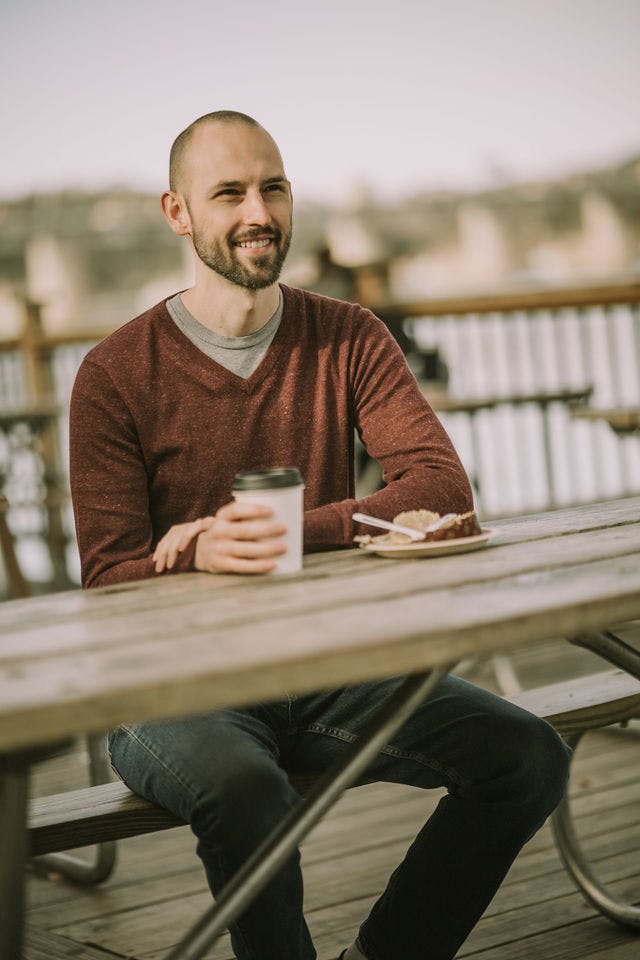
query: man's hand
153 516 215 573
193 500 287 574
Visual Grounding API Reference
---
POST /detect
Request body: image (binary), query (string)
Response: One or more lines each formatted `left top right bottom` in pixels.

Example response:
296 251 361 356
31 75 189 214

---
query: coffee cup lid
232 467 303 490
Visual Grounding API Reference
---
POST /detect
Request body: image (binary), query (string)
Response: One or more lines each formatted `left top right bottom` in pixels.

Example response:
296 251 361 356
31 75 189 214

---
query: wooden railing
0 282 638 589
380 281 640 318
0 304 115 592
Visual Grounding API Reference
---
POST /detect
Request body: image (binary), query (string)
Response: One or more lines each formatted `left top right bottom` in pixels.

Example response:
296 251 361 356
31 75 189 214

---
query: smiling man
69 111 570 960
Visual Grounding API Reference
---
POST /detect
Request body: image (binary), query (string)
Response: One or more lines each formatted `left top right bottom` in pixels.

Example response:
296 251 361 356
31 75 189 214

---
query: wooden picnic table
2 496 640 959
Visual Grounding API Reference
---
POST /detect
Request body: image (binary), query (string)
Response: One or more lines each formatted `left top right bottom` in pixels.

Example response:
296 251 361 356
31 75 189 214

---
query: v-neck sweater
69 284 473 587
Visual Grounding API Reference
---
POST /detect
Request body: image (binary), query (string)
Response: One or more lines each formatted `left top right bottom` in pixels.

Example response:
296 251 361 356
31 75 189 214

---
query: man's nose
242 190 271 225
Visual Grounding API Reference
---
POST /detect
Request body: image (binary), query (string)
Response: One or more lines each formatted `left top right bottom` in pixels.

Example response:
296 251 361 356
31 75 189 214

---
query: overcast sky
2 0 639 202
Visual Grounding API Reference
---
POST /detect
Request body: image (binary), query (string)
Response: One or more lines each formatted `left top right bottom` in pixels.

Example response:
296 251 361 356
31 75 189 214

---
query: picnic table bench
28 663 640 932
2 496 640 959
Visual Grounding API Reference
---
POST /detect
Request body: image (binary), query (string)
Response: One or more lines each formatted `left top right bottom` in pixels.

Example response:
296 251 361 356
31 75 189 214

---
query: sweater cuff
304 501 356 551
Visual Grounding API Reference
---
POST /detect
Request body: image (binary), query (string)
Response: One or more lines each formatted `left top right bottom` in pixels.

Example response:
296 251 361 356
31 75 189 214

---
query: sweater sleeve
304 311 474 549
69 358 196 588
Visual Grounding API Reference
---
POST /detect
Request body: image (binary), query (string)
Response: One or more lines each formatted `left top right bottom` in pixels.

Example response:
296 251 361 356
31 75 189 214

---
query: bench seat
29 668 640 858
506 668 640 738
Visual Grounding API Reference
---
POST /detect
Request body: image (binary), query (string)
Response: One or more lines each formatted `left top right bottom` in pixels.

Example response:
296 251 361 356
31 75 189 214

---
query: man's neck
180 274 281 338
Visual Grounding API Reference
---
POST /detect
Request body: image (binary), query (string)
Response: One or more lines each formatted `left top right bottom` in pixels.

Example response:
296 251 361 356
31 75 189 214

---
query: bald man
69 111 570 960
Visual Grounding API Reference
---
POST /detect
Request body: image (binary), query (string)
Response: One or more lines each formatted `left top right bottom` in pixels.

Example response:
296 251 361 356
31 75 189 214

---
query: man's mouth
235 237 273 249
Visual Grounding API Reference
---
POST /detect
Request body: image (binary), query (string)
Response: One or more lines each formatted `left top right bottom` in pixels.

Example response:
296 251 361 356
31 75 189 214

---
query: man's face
181 122 292 290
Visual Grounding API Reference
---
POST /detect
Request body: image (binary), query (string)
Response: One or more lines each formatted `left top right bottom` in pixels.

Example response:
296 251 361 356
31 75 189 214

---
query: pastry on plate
355 509 481 546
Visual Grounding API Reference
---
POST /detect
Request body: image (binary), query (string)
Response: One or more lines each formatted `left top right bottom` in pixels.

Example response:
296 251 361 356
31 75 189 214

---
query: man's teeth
237 238 271 248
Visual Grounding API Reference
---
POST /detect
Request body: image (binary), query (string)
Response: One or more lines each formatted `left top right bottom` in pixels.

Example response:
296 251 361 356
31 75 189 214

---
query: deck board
26 647 640 960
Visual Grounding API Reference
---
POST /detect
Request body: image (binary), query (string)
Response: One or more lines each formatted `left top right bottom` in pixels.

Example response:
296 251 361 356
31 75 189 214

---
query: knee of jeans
191 755 297 845
501 711 571 813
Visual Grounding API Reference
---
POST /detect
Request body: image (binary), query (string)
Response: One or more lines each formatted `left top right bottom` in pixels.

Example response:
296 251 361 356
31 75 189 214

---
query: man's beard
191 223 292 290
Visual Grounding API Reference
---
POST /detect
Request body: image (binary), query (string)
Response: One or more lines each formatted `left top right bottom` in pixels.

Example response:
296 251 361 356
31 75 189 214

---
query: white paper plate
360 529 493 559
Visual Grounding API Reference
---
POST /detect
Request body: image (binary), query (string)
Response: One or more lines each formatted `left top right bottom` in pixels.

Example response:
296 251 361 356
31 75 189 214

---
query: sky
2 0 639 203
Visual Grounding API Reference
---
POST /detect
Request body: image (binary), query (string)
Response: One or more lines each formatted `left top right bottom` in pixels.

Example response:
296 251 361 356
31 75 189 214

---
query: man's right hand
194 500 287 574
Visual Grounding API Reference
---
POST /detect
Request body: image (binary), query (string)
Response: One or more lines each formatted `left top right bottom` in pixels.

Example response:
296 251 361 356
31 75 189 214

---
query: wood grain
2 499 640 752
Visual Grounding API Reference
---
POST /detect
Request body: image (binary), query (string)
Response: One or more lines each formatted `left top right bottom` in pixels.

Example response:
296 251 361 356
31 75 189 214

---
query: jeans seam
115 724 201 801
301 722 469 788
380 742 468 788
304 722 358 743
287 694 296 727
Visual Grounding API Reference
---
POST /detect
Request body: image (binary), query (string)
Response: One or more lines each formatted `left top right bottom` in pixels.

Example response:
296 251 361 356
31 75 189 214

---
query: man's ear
161 191 191 237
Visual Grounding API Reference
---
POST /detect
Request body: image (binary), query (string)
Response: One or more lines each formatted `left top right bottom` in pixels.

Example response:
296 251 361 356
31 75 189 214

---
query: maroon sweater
69 284 473 587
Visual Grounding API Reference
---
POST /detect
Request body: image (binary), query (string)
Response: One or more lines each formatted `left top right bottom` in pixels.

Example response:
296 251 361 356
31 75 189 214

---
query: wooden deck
25 642 640 960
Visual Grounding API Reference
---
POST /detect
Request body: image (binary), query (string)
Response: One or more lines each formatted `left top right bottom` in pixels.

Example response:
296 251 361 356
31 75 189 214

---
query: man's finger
216 538 287 560
210 554 279 574
212 518 287 542
177 521 202 551
216 500 274 522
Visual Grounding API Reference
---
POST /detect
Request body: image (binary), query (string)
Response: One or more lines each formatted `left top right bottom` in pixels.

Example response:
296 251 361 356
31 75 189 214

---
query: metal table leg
571 629 640 681
30 734 117 885
0 741 71 960
552 730 640 929
166 665 454 960
0 756 29 960
554 630 640 929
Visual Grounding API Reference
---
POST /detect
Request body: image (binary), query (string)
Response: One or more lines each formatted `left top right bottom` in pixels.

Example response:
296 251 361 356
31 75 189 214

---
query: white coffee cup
232 468 305 574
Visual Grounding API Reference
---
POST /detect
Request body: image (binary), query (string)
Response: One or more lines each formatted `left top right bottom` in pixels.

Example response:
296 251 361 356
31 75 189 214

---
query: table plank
2 498 639 752
1 521 639 662
1 497 638 632
1 551 639 752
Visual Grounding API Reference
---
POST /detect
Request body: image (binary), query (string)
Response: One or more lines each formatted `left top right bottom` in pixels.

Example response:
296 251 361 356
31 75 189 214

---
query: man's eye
216 189 241 198
264 184 285 193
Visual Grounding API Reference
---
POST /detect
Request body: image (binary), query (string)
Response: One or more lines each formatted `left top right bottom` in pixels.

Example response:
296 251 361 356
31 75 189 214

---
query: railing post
16 301 70 590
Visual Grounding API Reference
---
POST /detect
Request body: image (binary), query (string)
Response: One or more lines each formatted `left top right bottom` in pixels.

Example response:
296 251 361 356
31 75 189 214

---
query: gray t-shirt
166 290 284 379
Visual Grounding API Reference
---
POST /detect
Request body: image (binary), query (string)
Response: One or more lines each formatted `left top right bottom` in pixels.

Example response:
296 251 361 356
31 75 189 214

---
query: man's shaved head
162 110 292 290
169 110 265 194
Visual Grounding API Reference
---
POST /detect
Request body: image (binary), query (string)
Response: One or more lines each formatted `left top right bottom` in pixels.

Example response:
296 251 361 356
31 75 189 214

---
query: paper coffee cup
232 468 305 574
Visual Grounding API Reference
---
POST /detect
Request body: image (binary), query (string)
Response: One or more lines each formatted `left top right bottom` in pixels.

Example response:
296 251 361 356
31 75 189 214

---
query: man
69 111 570 960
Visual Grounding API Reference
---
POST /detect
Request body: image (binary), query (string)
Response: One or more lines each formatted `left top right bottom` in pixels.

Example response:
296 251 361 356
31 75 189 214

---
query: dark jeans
108 674 571 960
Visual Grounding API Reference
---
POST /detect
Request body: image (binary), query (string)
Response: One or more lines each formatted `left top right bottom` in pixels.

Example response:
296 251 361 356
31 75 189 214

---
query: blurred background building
1 152 639 334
